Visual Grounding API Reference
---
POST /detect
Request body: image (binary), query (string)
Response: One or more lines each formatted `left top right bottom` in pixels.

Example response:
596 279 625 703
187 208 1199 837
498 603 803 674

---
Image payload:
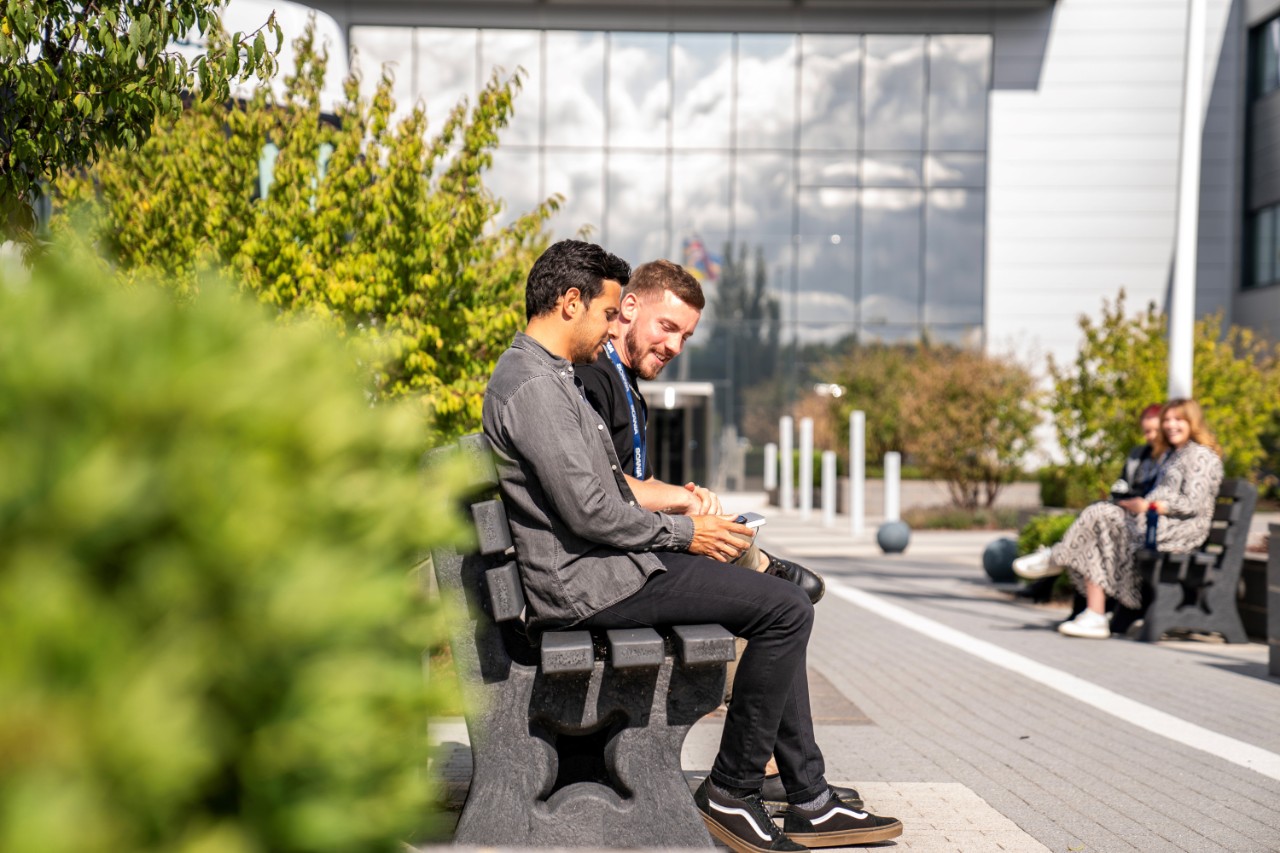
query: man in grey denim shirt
482 240 902 852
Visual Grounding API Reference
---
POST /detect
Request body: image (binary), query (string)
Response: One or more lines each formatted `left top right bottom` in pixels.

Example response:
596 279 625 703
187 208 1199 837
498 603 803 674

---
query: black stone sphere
982 537 1020 583
876 520 911 554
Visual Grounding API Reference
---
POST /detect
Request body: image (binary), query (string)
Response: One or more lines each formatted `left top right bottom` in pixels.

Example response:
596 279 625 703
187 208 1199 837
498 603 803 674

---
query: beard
625 324 668 381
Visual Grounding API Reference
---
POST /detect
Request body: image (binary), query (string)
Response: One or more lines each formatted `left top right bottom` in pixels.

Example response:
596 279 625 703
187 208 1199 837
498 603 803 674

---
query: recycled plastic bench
1129 478 1257 643
428 433 736 847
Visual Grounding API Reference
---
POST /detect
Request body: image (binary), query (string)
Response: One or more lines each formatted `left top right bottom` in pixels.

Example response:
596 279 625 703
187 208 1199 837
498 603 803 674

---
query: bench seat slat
541 630 596 673
606 628 666 668
672 624 737 665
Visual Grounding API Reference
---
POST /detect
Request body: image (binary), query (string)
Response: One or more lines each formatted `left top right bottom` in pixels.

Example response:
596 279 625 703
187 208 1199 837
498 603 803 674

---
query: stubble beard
625 324 666 381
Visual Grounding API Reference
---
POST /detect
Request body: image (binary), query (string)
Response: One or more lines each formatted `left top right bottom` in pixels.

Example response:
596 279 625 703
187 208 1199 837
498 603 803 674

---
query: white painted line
825 578 1280 783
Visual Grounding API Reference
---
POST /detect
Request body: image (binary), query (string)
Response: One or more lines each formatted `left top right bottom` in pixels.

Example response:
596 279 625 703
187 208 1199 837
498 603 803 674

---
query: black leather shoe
760 774 862 814
763 551 825 604
783 788 903 847
694 778 807 853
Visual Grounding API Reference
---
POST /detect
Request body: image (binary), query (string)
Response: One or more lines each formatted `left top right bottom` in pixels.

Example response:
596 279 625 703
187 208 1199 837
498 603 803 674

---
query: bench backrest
1201 478 1257 579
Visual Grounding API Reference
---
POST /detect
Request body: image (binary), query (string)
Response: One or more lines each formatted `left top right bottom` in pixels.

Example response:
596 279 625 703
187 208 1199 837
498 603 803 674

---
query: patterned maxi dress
1049 441 1224 609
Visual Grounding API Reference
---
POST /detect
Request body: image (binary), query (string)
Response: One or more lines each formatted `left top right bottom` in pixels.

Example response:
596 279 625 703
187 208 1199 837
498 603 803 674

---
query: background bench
1130 478 1257 643
428 433 735 848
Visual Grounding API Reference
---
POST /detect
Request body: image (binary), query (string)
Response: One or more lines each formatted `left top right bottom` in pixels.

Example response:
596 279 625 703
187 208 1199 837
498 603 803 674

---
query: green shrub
0 249 466 853
1036 464 1106 509
1017 512 1079 556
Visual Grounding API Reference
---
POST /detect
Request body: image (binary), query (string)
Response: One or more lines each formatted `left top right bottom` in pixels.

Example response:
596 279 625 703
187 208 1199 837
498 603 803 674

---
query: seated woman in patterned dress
1016 399 1224 639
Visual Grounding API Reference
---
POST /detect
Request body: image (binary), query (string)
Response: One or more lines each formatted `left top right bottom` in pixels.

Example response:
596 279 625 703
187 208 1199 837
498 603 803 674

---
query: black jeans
579 551 827 803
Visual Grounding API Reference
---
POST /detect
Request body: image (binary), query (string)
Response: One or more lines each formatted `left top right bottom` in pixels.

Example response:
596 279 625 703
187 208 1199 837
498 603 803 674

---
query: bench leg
454 658 722 848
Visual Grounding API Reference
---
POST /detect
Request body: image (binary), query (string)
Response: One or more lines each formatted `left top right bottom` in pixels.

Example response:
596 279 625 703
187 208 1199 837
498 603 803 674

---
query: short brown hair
624 259 705 311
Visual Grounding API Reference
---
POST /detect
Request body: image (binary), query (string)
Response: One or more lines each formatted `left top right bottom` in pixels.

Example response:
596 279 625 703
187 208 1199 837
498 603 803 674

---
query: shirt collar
513 331 571 370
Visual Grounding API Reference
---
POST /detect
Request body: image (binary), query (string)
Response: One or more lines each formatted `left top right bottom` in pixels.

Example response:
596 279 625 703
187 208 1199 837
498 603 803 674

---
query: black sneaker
763 551 826 604
760 773 863 814
782 788 903 847
694 778 806 853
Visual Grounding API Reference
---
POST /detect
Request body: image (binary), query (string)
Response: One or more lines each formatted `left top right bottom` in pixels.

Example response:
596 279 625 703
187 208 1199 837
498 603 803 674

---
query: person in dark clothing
482 240 902 852
576 259 825 604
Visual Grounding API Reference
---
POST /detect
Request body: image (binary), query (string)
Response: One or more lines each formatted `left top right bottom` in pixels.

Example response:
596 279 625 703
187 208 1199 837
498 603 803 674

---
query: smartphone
734 511 767 529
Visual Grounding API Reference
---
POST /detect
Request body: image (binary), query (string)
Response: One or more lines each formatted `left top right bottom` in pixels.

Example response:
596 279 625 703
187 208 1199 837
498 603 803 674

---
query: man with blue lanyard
576 259 826 604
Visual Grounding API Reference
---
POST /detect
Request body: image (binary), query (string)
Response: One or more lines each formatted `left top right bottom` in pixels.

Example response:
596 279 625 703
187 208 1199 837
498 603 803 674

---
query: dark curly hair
525 240 632 321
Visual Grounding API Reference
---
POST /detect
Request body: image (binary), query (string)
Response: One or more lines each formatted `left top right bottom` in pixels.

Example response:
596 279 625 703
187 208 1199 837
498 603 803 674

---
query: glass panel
671 153 731 262
924 189 985 326
800 34 861 151
926 153 986 187
797 188 857 326
718 237 795 324
860 188 923 326
609 32 670 149
673 33 733 149
486 147 543 229
796 323 858 347
606 152 669 265
736 34 797 150
864 36 925 152
1259 20 1280 97
1253 209 1274 287
545 149 604 239
415 28 479 134
481 29 542 146
735 152 794 239
351 27 416 124
799 153 858 187
857 325 920 345
863 154 923 187
928 35 991 152
545 31 606 147
927 325 984 348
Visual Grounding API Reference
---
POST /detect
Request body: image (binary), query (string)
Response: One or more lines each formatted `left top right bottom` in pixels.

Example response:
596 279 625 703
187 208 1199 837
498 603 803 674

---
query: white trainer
1012 546 1060 580
1058 608 1111 639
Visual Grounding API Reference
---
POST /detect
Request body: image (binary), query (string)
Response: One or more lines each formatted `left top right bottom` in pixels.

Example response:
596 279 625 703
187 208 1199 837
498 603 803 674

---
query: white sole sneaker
1058 610 1111 639
1013 546 1060 580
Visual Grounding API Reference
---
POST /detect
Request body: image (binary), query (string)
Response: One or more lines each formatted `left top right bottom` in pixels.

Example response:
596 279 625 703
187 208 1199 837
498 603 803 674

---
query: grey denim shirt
482 332 695 632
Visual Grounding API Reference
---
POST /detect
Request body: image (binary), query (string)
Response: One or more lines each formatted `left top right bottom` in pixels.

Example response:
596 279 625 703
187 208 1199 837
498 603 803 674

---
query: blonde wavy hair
1152 398 1222 457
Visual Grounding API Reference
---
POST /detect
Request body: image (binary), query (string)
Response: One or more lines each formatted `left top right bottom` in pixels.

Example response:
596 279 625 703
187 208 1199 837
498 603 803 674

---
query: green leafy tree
826 344 916 467
900 347 1041 509
53 23 555 440
1048 291 1280 502
0 0 281 239
0 241 467 852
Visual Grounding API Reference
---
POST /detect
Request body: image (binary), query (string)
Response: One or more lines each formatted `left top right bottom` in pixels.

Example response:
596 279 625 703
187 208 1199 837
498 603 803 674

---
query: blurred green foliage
1017 513 1079 555
1048 291 1280 506
1 1 281 240
53 20 555 441
0 244 467 853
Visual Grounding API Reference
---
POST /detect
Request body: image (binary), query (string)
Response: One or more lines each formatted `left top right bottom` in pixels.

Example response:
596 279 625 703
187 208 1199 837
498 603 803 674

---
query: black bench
428 433 736 848
1129 478 1257 643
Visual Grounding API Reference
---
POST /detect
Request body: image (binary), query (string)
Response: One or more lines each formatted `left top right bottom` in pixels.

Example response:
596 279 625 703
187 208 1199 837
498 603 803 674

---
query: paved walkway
429 500 1280 852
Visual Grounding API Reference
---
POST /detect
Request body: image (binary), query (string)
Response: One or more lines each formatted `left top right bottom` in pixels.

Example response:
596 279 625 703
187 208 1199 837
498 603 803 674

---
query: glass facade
352 25 992 426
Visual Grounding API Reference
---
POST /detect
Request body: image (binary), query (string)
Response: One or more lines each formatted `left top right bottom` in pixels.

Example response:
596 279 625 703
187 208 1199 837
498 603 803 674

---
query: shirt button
598 424 604 430
611 465 617 471
629 500 636 506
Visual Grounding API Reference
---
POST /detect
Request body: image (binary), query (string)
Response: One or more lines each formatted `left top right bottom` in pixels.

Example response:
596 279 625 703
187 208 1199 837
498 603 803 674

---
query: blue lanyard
604 340 646 478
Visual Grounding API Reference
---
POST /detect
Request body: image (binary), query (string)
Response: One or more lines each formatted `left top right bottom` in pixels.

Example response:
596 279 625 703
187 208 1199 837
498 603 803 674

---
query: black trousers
579 551 828 803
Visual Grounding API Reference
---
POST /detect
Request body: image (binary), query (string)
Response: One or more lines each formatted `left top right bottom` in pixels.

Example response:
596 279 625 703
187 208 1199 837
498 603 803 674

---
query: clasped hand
689 514 753 563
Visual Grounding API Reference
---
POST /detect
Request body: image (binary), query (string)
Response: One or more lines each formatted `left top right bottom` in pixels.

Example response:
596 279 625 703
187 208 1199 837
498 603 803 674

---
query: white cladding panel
986 0 1241 375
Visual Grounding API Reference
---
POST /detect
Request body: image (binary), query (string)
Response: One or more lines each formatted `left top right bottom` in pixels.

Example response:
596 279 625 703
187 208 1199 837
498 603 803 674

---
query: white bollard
850 411 865 537
821 450 837 528
799 418 814 520
884 451 901 523
763 442 778 491
779 417 794 512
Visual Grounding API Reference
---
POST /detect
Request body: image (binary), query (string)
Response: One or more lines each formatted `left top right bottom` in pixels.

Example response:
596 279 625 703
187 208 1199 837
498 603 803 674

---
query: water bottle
1144 504 1159 550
